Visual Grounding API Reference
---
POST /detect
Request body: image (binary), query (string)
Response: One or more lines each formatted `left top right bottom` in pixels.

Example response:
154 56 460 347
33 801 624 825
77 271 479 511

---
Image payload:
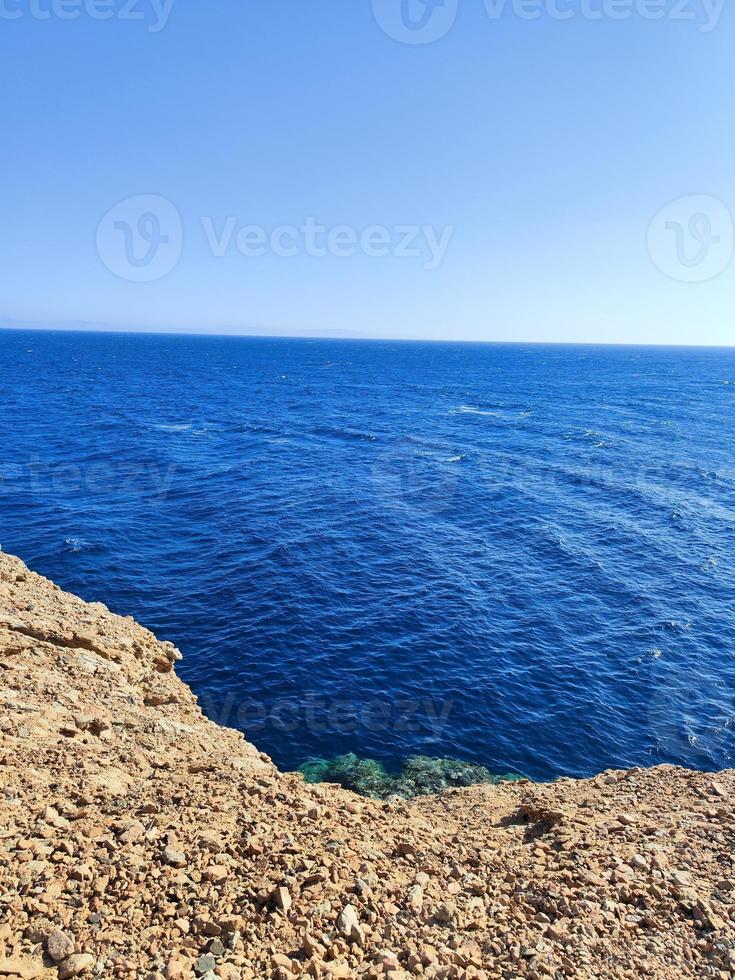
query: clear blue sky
2 0 733 343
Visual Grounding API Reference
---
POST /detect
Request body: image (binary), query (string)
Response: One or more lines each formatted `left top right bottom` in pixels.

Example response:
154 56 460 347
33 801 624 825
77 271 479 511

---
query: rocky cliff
0 552 733 979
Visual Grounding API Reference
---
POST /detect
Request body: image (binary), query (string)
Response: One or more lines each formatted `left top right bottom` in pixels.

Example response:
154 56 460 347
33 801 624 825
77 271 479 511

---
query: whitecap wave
65 536 90 553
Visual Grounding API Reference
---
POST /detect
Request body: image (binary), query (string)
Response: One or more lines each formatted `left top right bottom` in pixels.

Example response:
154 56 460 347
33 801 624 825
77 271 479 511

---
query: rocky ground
1 551 734 980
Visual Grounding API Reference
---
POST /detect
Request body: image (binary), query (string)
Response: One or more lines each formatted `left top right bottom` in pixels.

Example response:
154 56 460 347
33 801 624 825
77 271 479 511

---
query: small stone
193 954 217 975
375 952 401 970
163 845 186 867
672 871 692 888
193 918 221 937
271 953 293 970
407 884 424 911
119 821 145 845
273 886 292 913
58 954 95 979
0 958 42 979
165 958 188 979
217 916 241 933
302 933 324 958
47 929 76 962
207 939 225 958
325 964 352 978
24 918 55 944
202 864 228 884
336 904 363 944
435 902 456 924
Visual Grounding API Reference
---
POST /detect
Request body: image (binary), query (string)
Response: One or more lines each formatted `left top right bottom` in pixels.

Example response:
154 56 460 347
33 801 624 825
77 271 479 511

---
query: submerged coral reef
299 752 524 798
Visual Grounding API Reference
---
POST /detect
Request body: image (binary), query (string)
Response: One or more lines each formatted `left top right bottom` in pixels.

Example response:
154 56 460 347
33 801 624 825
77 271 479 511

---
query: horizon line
1 322 735 350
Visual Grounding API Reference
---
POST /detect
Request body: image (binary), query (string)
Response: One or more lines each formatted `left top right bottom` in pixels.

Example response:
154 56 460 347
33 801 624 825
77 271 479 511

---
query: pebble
47 929 76 962
407 885 424 911
193 954 216 976
119 821 145 845
162 846 186 867
0 958 42 979
273 886 292 913
58 954 95 978
203 864 228 884
434 903 456 924
337 904 363 944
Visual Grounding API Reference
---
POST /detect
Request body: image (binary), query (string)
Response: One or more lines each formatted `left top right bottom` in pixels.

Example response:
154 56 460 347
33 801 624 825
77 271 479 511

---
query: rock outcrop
0 551 733 979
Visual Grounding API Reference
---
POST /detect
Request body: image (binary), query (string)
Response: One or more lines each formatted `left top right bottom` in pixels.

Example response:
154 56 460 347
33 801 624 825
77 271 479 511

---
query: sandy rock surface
0 551 733 979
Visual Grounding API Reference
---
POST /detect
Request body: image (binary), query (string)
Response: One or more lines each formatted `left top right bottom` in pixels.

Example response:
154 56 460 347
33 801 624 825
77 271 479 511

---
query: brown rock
273 886 292 913
162 845 186 867
46 929 75 962
0 958 42 979
58 955 95 979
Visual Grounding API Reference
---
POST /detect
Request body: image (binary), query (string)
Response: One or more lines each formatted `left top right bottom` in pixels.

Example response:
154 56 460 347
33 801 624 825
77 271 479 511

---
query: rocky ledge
0 551 733 980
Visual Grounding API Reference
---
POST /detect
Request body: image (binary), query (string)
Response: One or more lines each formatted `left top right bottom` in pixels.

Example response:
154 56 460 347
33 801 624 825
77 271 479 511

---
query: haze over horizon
3 317 735 349
3 1 733 346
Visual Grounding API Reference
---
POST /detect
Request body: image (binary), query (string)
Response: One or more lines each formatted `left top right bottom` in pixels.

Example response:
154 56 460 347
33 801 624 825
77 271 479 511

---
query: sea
1 329 734 781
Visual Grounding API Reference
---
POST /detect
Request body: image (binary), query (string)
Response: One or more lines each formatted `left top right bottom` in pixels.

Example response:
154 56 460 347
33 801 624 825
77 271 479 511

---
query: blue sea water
1 329 734 780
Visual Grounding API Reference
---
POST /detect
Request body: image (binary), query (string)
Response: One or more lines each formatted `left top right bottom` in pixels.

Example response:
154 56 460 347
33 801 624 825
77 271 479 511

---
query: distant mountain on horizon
0 316 371 340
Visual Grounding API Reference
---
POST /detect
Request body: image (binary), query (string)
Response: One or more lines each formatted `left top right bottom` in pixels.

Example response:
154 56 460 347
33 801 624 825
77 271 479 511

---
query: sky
1 0 733 344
